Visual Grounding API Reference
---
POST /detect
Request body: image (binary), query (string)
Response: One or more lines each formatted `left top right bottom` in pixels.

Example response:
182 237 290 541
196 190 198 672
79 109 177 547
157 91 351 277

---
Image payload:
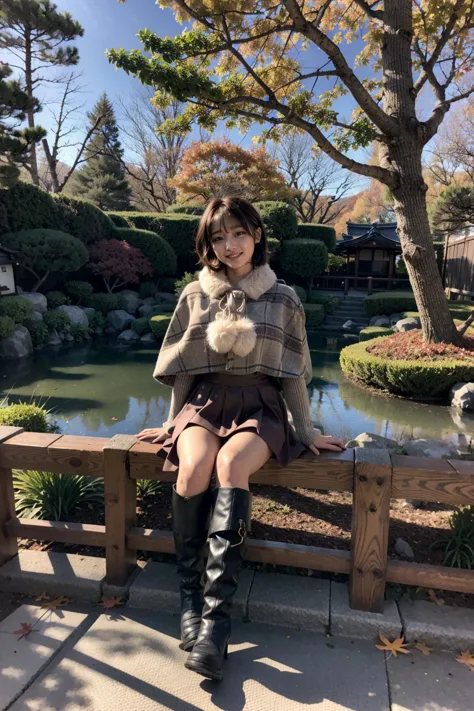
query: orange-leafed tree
168 138 296 202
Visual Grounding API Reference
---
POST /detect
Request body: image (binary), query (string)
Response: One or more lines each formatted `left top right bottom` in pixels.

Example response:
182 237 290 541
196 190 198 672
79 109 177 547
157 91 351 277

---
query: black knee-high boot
172 485 213 651
185 487 251 681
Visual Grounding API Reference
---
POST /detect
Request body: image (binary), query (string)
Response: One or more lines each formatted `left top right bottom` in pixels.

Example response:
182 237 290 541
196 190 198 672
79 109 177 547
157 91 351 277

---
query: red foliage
88 239 153 292
367 330 474 362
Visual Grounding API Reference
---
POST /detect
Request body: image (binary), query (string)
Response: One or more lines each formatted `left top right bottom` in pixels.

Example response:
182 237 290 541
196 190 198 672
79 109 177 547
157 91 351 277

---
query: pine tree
0 0 84 185
0 61 45 186
72 93 131 211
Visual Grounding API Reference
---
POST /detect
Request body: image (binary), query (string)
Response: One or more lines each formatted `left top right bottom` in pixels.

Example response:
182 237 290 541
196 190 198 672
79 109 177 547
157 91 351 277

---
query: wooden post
350 449 392 612
344 277 349 296
367 277 373 296
103 434 138 586
0 427 24 566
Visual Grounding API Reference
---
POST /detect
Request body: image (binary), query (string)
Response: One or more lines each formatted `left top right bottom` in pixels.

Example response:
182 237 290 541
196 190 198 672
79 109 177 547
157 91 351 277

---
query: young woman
136 196 344 682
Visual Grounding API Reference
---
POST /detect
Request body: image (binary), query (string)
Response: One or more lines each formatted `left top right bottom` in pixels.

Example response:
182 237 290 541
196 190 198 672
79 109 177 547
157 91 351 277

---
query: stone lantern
0 245 18 296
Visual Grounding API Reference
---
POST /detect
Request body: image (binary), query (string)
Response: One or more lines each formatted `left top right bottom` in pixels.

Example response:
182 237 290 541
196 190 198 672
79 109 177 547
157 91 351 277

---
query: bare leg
215 431 272 490
175 425 221 496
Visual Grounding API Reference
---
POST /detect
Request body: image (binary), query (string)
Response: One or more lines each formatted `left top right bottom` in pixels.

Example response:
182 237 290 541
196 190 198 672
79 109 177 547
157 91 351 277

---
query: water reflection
1 336 473 444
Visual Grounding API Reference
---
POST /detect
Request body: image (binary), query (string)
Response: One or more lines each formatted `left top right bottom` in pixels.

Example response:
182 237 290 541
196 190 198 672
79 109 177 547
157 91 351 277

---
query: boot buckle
230 519 246 548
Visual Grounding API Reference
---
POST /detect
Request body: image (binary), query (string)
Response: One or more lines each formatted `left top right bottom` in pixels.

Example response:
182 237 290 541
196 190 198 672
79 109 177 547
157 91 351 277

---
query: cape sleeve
152 286 192 387
282 298 313 385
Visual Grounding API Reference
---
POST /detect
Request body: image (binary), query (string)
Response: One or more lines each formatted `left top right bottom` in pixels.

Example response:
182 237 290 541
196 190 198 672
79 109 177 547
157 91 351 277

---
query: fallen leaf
456 650 474 668
414 642 432 656
13 622 39 640
111 417 118 421
40 595 69 610
376 633 411 657
427 589 445 606
35 591 50 602
99 597 124 611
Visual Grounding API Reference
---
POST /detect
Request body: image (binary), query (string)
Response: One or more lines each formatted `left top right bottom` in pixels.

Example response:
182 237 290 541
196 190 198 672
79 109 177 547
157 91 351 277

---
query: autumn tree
88 239 153 292
168 138 297 202
109 0 474 344
0 0 83 185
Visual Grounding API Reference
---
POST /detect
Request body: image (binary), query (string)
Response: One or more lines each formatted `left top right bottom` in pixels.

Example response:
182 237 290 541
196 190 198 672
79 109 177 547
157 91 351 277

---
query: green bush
150 314 172 341
65 280 94 305
87 292 119 315
166 203 204 215
88 311 105 330
132 316 152 336
151 304 176 315
0 295 35 324
280 239 328 290
303 303 325 328
175 271 198 298
0 182 58 234
111 212 199 261
308 293 340 314
297 223 336 251
137 479 165 498
0 402 55 432
254 201 297 240
70 323 90 342
359 326 393 342
157 277 177 293
340 340 474 397
114 227 177 275
53 194 115 244
106 212 130 228
43 310 71 332
24 319 48 348
46 291 69 309
289 285 307 303
441 507 474 569
0 315 16 339
364 292 417 316
13 470 103 521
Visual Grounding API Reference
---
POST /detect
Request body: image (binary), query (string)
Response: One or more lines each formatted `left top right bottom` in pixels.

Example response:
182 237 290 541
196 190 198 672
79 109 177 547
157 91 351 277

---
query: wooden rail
313 275 411 295
1 426 474 612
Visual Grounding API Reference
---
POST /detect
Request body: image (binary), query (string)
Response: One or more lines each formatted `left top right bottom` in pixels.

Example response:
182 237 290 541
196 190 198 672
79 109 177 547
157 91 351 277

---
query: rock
21 292 47 314
117 329 140 342
395 537 414 559
119 290 141 315
140 332 156 344
30 311 43 323
155 292 177 303
138 304 160 317
64 332 74 342
450 382 474 412
82 307 96 318
0 325 33 359
142 297 156 305
345 432 400 453
342 320 355 330
55 305 89 327
389 312 403 326
106 309 134 331
403 438 467 459
369 316 390 327
47 330 62 346
394 317 420 332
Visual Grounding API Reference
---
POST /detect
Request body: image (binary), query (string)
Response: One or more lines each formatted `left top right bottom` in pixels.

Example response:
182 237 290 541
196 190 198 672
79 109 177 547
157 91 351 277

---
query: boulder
117 329 140 342
450 382 474 412
82 307 96 318
393 317 420 332
345 432 400 453
0 325 33 359
395 537 414 560
142 297 156 305
48 330 62 346
403 438 467 459
140 332 156 344
156 292 177 303
30 311 43 323
119 290 141 315
56 305 88 327
389 312 403 326
106 309 134 331
138 304 161 318
369 315 390 328
342 319 356 330
21 292 47 314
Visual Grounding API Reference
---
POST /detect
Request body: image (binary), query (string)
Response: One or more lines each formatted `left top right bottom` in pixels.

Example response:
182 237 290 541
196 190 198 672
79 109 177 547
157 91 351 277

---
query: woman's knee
176 455 215 496
215 449 246 488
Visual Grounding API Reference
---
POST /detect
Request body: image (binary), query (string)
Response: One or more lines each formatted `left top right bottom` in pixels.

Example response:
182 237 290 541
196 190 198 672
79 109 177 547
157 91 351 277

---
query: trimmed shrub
0 402 54 432
70 323 90 342
166 203 205 215
150 314 172 341
132 316 152 336
114 227 177 275
289 285 307 303
364 292 417 316
308 293 340 314
65 280 94 305
280 239 328 291
0 315 16 339
151 304 176 314
106 212 130 228
111 213 199 260
0 182 58 234
13 470 103 521
303 303 325 328
297 223 336 251
46 291 69 309
88 311 105 330
254 201 297 240
0 295 34 324
24 319 48 348
359 326 393 342
175 271 198 298
87 292 119 315
340 340 474 397
43 310 71 332
139 282 158 299
53 194 115 244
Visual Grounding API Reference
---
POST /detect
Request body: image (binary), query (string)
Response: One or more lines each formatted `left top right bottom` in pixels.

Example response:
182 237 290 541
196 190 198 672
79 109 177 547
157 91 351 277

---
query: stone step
325 316 369 325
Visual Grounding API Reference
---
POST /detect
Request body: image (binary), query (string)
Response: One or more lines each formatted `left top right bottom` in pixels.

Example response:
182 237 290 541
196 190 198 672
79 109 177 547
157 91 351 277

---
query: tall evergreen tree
0 0 83 185
0 61 45 186
73 93 131 211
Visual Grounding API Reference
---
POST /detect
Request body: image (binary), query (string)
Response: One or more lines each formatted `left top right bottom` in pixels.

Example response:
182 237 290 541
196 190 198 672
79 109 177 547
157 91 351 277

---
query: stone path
1 602 474 711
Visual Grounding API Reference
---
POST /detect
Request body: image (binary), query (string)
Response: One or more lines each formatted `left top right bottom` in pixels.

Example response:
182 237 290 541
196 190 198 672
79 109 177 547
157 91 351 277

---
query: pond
1 334 472 446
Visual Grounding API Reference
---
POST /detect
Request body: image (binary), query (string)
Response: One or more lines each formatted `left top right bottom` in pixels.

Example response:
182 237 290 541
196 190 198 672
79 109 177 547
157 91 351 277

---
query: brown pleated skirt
154 372 307 472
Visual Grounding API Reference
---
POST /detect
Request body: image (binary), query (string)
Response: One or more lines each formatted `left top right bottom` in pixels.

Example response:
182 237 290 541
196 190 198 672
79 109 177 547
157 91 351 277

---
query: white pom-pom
232 318 257 357
206 319 237 353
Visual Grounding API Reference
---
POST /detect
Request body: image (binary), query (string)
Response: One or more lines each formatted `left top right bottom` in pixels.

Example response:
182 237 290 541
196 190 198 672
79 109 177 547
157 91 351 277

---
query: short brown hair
195 196 268 272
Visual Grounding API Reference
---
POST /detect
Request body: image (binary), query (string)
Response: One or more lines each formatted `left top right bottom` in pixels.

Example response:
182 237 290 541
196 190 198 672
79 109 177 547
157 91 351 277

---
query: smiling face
210 213 261 279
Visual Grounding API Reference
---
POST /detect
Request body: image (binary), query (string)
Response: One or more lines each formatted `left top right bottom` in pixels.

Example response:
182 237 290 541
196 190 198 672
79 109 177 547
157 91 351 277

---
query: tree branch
352 0 383 21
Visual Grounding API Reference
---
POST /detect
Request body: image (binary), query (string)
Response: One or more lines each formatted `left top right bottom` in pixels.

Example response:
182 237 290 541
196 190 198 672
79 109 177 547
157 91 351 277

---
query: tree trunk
24 30 39 186
42 139 60 193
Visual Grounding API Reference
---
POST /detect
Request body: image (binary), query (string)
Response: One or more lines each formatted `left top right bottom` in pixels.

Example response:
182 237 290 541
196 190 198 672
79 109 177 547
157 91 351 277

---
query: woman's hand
308 434 346 457
135 427 168 444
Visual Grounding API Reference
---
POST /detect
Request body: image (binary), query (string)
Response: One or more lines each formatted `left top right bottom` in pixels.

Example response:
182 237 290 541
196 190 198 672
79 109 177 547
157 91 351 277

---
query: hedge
254 201 297 241
0 315 16 340
308 293 340 314
87 293 119 314
303 303 325 328
149 314 172 341
114 227 177 275
25 319 48 348
280 239 328 287
289 285 307 303
340 340 474 398
0 402 53 432
297 223 336 252
132 316 152 336
43 310 71 332
166 204 205 215
65 280 94 305
52 195 115 244
359 327 393 342
0 295 35 324
46 291 69 309
106 213 130 228
364 291 417 316
110 212 199 260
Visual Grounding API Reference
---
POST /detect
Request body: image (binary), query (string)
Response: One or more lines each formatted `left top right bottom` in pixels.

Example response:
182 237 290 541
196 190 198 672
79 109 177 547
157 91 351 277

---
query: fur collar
198 263 277 300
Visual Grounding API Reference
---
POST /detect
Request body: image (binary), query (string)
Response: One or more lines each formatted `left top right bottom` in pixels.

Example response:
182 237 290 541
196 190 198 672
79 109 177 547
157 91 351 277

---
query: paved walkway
1 602 474 711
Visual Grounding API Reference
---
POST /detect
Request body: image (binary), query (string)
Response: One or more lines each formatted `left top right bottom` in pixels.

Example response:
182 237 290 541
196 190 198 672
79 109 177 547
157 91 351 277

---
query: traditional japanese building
335 221 402 287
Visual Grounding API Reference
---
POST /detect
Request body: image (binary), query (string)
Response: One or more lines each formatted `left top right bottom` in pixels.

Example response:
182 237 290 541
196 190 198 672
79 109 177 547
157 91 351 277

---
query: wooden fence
1 425 474 613
444 232 474 299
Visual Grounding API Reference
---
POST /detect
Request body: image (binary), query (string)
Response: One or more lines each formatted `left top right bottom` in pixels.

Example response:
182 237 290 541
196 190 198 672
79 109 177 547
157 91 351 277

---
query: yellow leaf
40 595 69 610
376 633 411 657
427 589 445 606
35 591 50 602
414 642 432 656
456 650 474 668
